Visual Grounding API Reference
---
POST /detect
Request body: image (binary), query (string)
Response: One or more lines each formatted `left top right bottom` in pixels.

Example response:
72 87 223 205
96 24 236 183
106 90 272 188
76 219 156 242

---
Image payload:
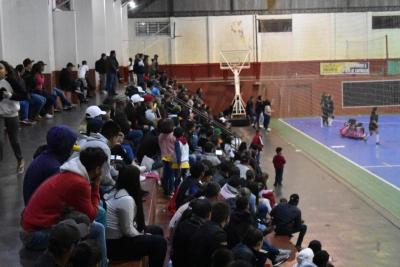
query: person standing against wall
95 53 108 94
254 96 264 129
0 60 28 173
106 50 119 96
246 96 255 126
263 99 272 132
128 57 134 85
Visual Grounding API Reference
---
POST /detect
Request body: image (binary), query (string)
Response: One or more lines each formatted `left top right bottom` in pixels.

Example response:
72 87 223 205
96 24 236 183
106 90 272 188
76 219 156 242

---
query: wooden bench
109 179 157 267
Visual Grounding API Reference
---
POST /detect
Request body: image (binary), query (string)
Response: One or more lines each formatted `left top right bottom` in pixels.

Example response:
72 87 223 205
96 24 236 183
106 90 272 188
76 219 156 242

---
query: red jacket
273 154 286 170
22 167 99 232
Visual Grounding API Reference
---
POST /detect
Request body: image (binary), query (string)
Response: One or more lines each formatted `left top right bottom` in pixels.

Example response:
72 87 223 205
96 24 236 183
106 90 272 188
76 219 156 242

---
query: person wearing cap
76 119 121 186
33 219 89 267
270 194 307 251
22 58 46 121
127 94 148 131
95 53 108 93
23 125 77 205
106 50 119 96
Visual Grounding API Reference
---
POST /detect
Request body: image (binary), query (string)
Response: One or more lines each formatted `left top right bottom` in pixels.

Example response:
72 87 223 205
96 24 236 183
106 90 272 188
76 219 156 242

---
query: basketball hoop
220 50 251 118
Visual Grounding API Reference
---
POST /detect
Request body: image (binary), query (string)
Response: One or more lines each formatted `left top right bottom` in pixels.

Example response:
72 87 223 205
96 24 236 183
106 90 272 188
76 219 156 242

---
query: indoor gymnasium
0 1 400 267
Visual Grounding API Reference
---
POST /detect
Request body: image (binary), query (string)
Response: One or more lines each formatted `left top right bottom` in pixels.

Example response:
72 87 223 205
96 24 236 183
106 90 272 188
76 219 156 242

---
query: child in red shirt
250 129 263 163
272 147 286 186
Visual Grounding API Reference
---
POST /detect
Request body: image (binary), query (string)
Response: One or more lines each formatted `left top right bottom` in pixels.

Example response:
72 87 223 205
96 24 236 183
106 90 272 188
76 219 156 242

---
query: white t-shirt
78 65 89 79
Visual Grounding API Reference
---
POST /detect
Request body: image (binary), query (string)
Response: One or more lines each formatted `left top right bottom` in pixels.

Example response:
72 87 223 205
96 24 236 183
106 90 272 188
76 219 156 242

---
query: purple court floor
283 115 400 190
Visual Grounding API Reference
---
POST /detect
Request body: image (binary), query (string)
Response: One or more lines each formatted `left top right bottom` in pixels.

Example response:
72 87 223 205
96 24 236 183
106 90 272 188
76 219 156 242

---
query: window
54 0 72 11
372 16 400 29
258 19 292 33
136 21 171 36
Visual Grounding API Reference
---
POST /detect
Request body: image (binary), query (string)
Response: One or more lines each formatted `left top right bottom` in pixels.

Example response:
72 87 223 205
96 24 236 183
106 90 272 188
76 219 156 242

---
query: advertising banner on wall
320 62 369 75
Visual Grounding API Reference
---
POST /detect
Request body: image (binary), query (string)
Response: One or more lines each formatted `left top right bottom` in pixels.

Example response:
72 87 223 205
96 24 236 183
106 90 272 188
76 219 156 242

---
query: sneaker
272 253 290 266
17 159 25 174
45 114 54 119
20 120 33 126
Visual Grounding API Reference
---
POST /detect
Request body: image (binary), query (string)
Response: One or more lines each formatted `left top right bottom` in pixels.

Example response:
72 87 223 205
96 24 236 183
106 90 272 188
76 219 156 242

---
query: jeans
53 87 71 107
263 240 280 258
137 73 144 86
0 116 23 161
274 168 284 186
88 221 108 267
106 225 167 267
264 114 271 129
162 161 174 195
106 72 117 95
20 101 30 121
255 112 264 128
28 93 46 119
99 73 107 92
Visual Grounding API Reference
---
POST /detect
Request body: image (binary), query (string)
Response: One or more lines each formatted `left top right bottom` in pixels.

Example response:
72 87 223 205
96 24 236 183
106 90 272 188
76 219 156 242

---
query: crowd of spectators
0 51 335 267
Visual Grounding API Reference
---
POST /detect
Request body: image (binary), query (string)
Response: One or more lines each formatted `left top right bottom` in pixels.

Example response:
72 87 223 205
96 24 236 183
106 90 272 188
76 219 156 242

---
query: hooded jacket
0 77 27 117
293 248 317 267
226 210 257 249
76 132 116 186
22 157 100 232
23 125 77 205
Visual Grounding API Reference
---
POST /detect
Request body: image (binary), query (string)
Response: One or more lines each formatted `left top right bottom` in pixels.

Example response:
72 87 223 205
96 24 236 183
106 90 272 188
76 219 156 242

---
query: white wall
0 0 129 71
53 11 78 70
1 0 55 71
128 11 400 64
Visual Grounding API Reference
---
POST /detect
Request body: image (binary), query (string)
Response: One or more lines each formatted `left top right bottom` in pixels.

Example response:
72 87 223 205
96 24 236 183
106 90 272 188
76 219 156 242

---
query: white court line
330 145 346 148
279 119 400 191
363 164 400 168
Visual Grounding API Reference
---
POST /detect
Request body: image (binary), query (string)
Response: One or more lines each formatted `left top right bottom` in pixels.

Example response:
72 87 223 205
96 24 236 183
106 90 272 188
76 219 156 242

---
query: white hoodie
0 79 20 117
60 157 90 181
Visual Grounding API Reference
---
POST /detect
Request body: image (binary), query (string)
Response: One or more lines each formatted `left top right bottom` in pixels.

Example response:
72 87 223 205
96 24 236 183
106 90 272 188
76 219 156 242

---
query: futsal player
368 107 380 145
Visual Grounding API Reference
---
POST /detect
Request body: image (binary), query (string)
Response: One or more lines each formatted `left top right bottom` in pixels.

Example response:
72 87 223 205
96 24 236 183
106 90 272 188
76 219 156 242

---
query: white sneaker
45 114 54 119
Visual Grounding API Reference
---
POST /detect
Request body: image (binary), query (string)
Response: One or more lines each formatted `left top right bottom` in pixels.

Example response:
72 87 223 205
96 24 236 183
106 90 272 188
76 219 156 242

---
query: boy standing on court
273 147 286 186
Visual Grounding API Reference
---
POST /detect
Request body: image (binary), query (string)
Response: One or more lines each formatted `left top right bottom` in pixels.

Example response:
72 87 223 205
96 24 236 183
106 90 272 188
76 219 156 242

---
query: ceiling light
128 0 137 9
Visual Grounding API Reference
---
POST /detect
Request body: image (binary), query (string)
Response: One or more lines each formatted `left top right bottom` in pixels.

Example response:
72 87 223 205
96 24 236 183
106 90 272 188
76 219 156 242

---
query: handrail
169 94 241 151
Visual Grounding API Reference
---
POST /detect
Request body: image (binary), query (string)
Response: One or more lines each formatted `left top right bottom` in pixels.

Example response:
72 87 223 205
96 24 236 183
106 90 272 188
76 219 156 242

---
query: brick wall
161 60 400 117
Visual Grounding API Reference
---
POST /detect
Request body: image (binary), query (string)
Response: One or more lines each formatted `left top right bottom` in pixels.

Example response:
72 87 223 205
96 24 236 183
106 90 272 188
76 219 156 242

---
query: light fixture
128 0 137 9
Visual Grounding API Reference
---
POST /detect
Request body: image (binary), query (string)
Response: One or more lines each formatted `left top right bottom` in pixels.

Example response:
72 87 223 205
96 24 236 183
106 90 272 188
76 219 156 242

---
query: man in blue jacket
23 125 77 205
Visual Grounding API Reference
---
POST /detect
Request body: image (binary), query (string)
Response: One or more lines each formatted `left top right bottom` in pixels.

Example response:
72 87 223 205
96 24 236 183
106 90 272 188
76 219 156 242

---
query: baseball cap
143 94 154 103
131 94 144 103
37 60 47 66
49 219 89 249
23 58 34 67
85 106 106 119
137 86 145 94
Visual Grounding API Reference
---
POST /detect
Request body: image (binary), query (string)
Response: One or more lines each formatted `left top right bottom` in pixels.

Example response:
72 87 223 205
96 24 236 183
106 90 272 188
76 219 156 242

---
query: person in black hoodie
0 60 28 172
232 227 268 267
227 196 290 266
106 50 119 96
191 201 230 267
172 198 212 267
95 53 108 93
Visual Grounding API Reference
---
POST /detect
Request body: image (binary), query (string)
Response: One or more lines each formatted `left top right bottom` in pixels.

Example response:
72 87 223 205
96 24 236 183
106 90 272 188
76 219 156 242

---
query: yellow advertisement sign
320 62 369 75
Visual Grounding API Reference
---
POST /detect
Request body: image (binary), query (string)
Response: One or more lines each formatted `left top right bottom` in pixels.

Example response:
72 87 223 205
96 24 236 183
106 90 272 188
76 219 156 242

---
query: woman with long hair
31 62 55 119
0 60 28 173
104 165 167 267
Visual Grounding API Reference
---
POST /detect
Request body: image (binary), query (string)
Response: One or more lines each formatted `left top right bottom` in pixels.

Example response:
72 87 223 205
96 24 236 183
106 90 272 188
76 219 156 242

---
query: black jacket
226 210 258 249
107 56 119 74
232 243 268 267
95 58 107 74
22 71 35 93
172 215 207 267
191 221 227 267
59 68 74 91
270 203 302 234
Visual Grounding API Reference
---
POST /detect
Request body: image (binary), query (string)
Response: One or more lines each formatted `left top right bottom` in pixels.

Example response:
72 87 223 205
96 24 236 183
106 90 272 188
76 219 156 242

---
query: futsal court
284 115 400 190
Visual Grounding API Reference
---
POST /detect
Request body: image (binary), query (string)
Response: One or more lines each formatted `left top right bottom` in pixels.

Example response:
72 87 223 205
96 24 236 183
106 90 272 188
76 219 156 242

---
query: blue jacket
23 125 77 205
